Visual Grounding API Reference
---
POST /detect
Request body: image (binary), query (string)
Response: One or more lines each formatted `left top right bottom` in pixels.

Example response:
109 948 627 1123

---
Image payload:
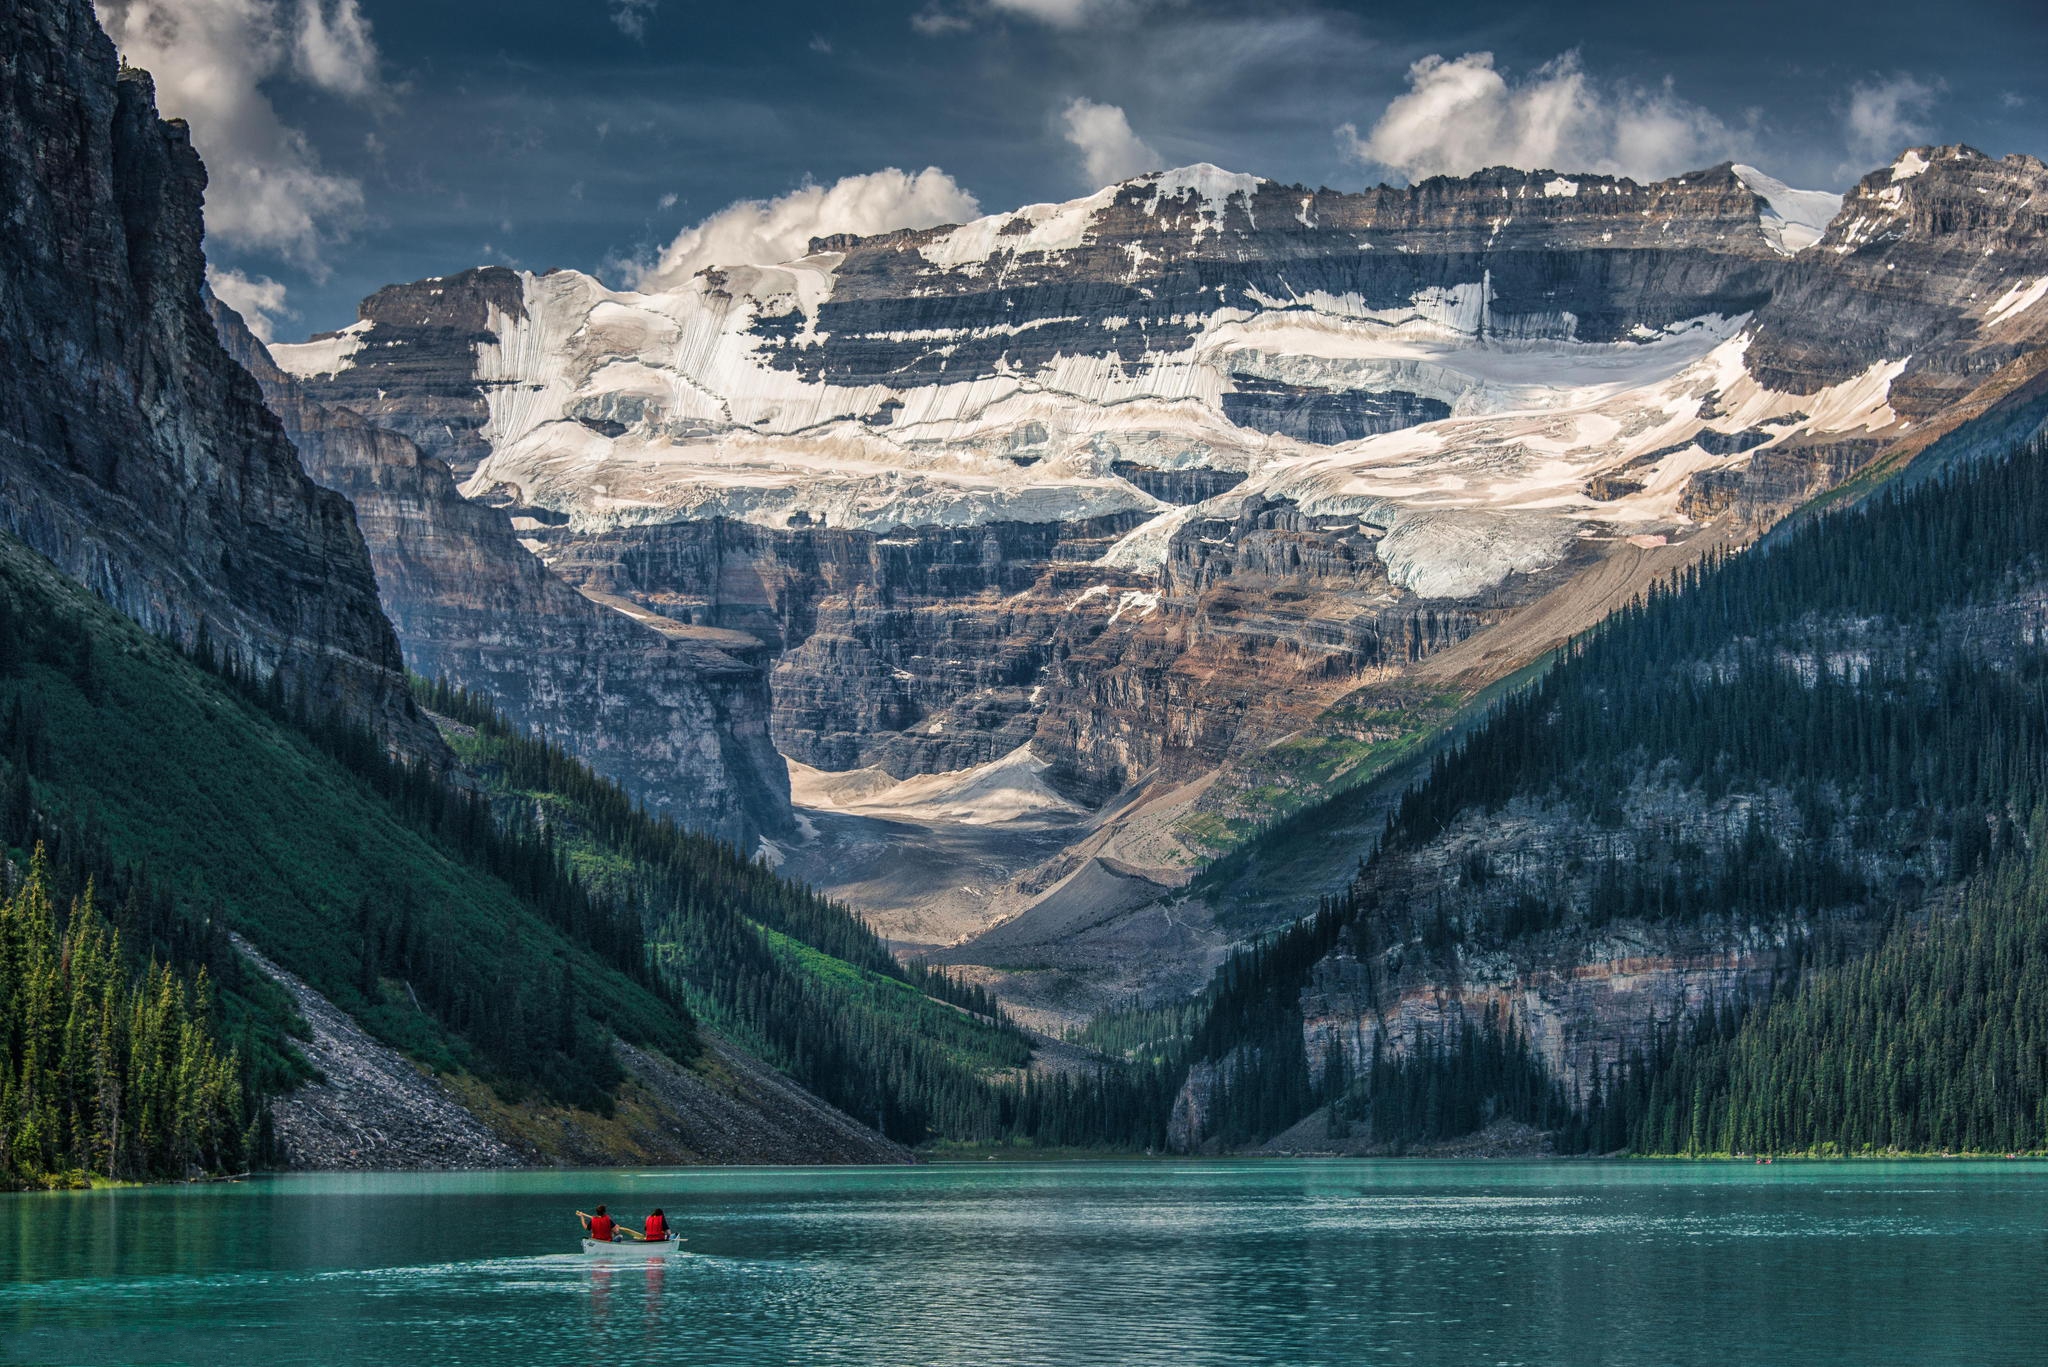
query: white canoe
582 1238 683 1258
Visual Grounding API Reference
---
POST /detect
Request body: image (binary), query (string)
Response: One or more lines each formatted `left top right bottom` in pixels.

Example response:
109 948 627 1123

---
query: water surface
2 1160 2042 1366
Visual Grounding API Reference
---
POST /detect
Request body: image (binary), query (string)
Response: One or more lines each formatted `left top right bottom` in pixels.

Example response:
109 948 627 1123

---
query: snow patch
1890 149 1930 182
1146 164 1264 228
270 319 371 378
1986 277 2048 324
1732 165 1843 256
1100 505 1197 573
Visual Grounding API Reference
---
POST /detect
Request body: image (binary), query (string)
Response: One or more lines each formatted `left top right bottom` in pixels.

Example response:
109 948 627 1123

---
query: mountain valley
6 0 2048 1175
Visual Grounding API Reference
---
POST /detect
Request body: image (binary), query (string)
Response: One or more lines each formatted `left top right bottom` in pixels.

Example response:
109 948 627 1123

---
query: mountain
281 148 2048 1019
1169 390 2048 1154
0 0 1088 1179
209 300 790 846
0 1 432 756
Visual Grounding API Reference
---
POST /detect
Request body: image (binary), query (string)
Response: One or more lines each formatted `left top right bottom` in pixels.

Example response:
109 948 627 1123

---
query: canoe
582 1238 683 1258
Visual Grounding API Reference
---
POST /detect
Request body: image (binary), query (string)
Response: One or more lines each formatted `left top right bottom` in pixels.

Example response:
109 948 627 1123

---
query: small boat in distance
582 1238 684 1259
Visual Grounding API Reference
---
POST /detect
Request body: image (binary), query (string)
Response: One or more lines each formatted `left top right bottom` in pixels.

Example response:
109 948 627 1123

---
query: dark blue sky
126 0 2047 338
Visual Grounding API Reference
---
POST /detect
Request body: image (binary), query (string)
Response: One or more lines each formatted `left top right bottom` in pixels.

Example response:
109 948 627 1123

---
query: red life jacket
590 1214 615 1242
644 1214 667 1242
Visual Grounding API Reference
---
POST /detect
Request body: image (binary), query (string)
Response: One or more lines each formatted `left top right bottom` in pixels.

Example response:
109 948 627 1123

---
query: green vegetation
1183 691 1465 876
0 851 246 1187
424 676 1172 1149
1580 833 2048 1156
1167 429 2048 1154
0 532 690 1134
1065 997 1204 1066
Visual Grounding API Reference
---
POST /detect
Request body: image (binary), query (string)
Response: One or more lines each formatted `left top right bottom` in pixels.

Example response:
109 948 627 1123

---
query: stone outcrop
1748 146 2048 416
0 0 435 754
239 936 526 1171
210 302 791 844
241 935 909 1169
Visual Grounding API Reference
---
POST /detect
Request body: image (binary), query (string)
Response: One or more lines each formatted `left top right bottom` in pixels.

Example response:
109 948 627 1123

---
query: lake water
2 1160 2043 1366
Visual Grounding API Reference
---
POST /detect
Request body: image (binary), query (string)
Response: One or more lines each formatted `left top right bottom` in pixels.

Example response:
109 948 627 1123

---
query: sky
93 0 2048 342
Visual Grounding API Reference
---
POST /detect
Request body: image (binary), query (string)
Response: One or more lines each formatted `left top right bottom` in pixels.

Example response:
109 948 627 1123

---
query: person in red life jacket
642 1209 669 1243
577 1206 617 1242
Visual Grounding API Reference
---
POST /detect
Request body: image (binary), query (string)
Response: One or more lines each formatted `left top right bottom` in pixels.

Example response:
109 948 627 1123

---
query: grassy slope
0 533 692 1096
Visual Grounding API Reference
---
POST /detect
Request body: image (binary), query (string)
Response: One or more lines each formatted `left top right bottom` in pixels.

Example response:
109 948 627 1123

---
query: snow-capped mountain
276 147 2048 958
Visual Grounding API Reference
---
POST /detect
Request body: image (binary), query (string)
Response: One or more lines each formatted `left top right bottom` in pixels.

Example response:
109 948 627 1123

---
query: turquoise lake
2 1160 2044 1366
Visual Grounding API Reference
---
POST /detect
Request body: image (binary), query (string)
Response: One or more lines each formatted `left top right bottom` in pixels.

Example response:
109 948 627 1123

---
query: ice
1732 165 1844 256
1890 149 1931 182
1542 177 1580 198
269 319 371 378
1146 164 1264 225
919 185 1122 268
1100 506 1197 573
432 210 1907 604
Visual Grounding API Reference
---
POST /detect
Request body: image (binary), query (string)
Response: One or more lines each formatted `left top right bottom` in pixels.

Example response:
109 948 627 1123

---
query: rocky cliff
0 0 433 754
210 301 790 844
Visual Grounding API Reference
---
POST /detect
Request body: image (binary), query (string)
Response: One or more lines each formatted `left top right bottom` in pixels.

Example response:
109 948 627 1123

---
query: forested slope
1169 413 2048 1155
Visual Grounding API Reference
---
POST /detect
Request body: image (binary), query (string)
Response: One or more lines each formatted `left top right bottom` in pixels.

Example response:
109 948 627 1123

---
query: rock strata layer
212 302 790 844
0 0 433 754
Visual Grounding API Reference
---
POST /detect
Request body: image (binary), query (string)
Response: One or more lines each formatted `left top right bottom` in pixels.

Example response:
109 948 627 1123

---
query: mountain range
4 0 2048 1171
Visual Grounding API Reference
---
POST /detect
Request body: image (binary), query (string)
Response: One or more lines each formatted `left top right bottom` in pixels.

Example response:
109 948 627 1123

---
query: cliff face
209 302 791 844
1748 146 2048 416
0 0 433 753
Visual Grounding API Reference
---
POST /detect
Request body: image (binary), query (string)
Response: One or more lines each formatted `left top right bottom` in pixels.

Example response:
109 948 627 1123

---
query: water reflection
0 1162 2043 1367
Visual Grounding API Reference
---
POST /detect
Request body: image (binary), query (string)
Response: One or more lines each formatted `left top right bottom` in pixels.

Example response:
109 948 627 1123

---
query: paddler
641 1208 670 1243
577 1205 617 1242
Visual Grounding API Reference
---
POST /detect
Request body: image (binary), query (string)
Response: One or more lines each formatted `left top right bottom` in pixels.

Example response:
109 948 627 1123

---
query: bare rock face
1748 146 2048 416
267 151 2048 818
237 936 526 1172
0 0 434 754
209 303 791 845
283 269 529 482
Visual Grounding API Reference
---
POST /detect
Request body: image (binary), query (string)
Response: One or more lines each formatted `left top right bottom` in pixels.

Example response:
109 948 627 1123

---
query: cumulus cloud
1061 98 1161 187
1339 51 1737 184
94 0 382 268
206 265 293 342
635 167 981 291
1842 74 1940 173
609 0 657 40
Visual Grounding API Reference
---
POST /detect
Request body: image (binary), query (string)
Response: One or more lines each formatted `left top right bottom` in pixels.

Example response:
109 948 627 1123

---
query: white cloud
991 0 1096 23
634 167 981 291
911 5 972 35
290 0 377 98
206 265 293 342
94 0 382 268
657 191 678 210
609 0 657 40
1339 51 1736 184
916 0 1136 33
1842 74 1940 173
1061 98 1161 187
